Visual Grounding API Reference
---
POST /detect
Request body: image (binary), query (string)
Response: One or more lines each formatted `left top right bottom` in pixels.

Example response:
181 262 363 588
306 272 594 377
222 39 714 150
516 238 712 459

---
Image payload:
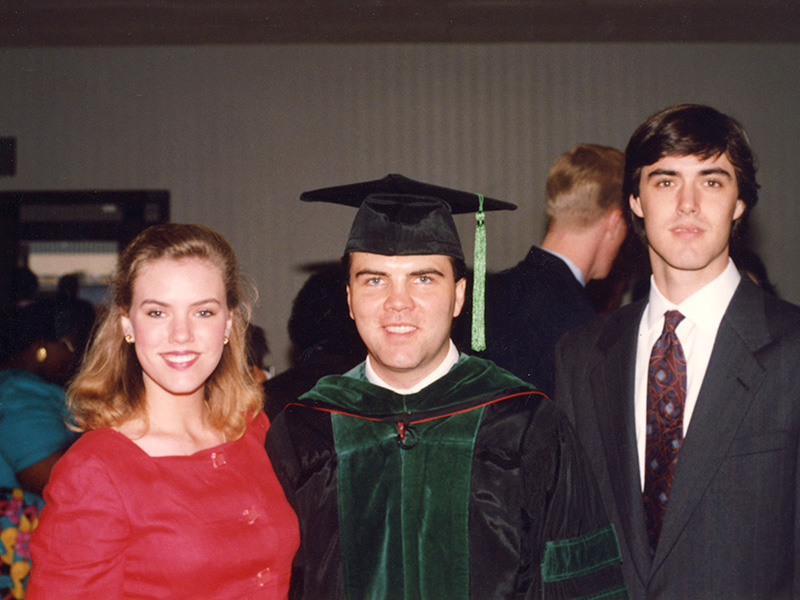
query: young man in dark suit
555 104 800 599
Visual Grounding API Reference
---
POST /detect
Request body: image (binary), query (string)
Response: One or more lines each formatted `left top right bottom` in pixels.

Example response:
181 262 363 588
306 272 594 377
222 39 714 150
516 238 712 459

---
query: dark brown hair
624 104 759 242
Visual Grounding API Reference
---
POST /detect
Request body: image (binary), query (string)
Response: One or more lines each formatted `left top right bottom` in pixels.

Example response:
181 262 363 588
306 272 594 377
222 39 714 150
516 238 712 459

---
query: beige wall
2 43 799 371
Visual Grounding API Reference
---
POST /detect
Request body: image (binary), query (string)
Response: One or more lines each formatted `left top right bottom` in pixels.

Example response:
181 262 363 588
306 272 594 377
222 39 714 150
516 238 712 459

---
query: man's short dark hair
623 104 759 242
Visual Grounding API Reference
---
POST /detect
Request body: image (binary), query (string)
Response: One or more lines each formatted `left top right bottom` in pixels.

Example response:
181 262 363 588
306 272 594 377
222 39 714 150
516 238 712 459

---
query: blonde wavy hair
67 223 263 441
545 143 625 229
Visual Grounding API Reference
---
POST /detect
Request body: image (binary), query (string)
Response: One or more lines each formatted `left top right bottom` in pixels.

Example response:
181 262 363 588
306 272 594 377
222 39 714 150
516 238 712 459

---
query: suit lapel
589 300 654 583
651 280 770 572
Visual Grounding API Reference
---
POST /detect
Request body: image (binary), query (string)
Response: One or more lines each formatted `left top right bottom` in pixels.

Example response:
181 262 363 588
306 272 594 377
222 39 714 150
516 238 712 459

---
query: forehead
641 152 736 178
348 252 454 277
134 257 225 295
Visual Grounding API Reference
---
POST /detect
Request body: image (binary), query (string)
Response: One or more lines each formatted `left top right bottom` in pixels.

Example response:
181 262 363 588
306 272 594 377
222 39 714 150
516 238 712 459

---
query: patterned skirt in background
1 488 38 600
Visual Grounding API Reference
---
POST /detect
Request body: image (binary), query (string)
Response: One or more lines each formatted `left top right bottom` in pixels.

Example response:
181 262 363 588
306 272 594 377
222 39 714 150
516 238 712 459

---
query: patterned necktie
643 310 686 556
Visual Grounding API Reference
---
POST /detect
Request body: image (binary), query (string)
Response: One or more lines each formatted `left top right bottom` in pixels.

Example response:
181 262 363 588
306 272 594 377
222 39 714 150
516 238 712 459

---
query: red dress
27 411 298 599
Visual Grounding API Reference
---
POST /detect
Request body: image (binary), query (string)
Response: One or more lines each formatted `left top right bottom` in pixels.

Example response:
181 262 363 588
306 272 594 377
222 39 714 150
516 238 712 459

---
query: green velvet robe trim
302 355 534 600
541 524 623 582
570 585 630 600
303 353 532 416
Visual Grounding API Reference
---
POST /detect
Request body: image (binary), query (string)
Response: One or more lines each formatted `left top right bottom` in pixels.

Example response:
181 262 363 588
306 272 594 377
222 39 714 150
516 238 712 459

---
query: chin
670 256 722 272
381 358 422 373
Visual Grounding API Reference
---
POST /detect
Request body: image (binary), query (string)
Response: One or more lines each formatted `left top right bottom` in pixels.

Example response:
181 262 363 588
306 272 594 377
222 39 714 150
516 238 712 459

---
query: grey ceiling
2 1 799 47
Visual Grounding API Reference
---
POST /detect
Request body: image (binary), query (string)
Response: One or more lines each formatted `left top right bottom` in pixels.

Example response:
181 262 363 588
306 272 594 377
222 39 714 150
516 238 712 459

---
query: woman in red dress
28 223 299 600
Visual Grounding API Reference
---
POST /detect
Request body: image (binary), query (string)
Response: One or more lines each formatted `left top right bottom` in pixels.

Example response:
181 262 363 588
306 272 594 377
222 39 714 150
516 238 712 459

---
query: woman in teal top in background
0 296 94 598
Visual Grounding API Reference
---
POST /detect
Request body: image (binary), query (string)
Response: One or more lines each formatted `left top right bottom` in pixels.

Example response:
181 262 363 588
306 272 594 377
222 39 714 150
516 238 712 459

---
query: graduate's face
347 252 466 390
120 257 232 405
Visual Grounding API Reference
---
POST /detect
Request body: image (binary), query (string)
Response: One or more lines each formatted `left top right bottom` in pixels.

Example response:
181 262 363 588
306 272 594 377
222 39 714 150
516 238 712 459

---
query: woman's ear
120 313 133 342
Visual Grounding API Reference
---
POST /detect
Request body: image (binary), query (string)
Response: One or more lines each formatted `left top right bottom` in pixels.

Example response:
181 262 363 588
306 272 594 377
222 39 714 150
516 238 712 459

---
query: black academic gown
266 355 626 600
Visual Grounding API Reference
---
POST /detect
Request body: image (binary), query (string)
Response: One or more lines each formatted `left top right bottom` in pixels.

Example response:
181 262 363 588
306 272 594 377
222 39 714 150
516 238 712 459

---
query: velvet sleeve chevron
521 398 628 600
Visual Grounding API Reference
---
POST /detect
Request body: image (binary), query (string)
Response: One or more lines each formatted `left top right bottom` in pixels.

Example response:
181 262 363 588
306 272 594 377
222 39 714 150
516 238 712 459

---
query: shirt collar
365 339 460 395
645 258 741 332
541 248 585 287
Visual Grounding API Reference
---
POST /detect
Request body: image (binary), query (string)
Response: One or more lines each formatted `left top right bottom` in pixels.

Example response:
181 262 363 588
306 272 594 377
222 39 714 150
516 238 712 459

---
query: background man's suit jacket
555 277 800 600
454 245 596 396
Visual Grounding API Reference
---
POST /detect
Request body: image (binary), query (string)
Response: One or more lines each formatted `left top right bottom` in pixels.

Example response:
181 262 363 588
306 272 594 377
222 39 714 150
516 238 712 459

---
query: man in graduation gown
265 174 627 600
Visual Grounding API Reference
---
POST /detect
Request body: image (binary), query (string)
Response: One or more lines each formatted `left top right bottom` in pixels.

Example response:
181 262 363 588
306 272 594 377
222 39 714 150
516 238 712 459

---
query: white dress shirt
634 259 741 488
365 339 460 395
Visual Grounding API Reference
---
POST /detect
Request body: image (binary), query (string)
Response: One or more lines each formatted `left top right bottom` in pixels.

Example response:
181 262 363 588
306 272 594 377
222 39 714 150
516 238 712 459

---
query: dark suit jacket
455 245 596 396
555 278 800 599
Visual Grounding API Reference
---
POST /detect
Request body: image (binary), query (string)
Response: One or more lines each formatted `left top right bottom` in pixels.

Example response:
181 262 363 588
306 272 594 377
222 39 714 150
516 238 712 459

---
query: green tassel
471 194 487 352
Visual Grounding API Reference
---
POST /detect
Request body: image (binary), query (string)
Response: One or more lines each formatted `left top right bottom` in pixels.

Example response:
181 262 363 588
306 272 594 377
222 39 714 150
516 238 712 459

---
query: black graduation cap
300 173 517 352
300 173 516 260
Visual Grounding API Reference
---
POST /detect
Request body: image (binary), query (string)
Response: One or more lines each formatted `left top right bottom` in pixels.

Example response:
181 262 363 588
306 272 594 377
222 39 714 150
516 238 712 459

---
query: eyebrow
410 268 445 278
353 269 388 279
353 268 446 278
140 298 222 307
646 167 734 179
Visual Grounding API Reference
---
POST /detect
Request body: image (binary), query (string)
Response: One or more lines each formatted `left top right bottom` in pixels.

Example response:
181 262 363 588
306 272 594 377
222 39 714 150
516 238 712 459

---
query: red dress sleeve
27 432 130 598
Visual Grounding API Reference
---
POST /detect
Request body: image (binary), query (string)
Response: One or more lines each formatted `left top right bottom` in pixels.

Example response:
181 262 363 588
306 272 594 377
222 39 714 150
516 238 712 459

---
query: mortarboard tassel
471 194 487 352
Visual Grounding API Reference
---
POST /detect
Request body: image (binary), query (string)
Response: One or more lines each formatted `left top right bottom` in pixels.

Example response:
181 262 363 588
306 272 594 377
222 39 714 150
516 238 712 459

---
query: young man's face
630 153 745 288
346 252 466 390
